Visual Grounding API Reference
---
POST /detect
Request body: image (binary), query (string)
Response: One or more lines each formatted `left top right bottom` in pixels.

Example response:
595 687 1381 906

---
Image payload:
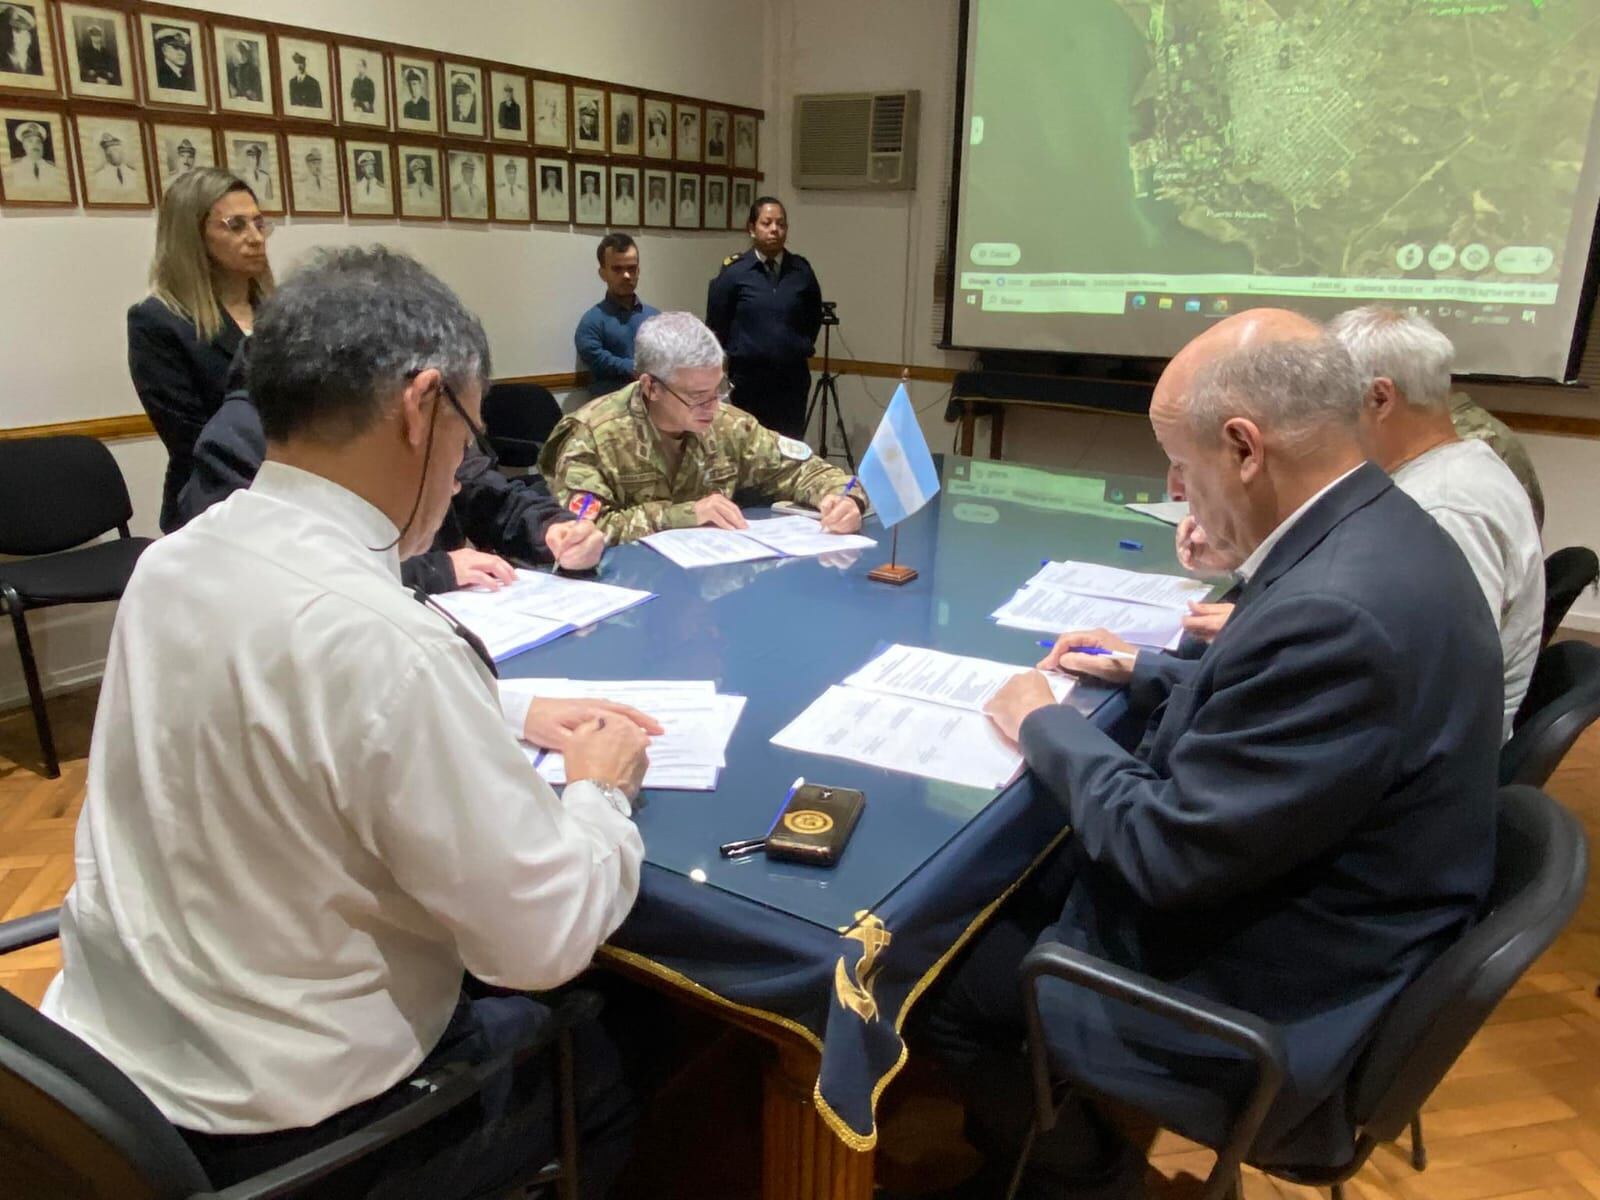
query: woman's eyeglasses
215 214 273 237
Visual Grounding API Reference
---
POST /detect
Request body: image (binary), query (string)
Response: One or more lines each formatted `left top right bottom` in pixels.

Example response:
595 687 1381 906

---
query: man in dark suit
225 38 261 101
152 25 194 92
287 52 321 108
348 57 375 113
921 310 1501 1196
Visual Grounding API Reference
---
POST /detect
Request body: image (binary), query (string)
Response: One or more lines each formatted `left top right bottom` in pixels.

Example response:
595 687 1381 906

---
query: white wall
0 0 764 708
767 0 1600 629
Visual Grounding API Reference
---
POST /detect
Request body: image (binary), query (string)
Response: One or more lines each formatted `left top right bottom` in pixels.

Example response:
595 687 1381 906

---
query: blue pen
719 776 804 858
553 494 598 574
843 477 859 497
1036 639 1136 662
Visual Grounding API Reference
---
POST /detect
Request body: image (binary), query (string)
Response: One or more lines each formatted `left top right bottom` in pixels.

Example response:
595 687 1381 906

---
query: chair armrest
1019 942 1285 1199
200 990 603 1200
0 907 61 953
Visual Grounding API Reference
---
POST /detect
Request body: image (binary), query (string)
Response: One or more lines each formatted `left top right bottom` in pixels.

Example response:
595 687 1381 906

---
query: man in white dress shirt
43 247 649 1199
1333 305 1543 738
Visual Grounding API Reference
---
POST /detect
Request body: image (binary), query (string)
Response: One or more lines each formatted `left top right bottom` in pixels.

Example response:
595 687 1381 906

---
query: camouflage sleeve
733 417 855 507
536 416 698 544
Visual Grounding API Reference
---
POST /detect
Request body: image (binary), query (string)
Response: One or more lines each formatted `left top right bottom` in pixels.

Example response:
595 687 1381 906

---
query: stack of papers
1124 499 1189 525
991 560 1209 649
770 644 1073 790
435 569 655 662
500 678 746 792
641 516 876 569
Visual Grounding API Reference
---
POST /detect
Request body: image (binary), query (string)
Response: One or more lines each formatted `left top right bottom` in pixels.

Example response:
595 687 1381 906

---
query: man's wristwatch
582 780 636 818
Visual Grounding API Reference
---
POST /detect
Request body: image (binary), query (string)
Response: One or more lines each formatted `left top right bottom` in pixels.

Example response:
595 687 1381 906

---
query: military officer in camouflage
539 311 865 545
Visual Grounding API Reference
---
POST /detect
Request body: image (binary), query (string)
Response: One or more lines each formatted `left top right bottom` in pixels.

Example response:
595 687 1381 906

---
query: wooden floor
3 679 1600 1198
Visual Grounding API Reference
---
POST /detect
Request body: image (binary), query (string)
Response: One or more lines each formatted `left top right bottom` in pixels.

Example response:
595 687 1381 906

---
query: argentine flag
857 383 940 528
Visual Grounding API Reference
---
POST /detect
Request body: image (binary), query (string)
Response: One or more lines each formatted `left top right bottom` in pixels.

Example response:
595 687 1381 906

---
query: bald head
1154 308 1324 424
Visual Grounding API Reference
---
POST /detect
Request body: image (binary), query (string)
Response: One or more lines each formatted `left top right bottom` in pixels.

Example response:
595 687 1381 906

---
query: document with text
641 517 875 568
436 570 655 661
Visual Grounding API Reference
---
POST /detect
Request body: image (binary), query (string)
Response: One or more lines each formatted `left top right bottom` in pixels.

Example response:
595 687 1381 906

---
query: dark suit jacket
175 394 574 594
1016 463 1500 1164
127 296 246 533
705 248 823 367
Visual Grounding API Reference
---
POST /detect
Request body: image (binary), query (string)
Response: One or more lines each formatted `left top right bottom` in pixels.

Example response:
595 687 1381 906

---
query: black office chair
484 383 564 470
1500 640 1600 788
0 907 590 1200
0 436 153 778
1017 785 1587 1200
1541 547 1599 648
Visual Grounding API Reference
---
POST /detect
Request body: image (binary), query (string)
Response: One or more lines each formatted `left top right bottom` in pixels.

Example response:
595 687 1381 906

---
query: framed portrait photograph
731 176 755 225
641 97 669 160
573 160 604 226
489 151 527 222
393 54 435 133
571 85 603 154
337 43 387 129
276 34 331 122
0 105 73 205
531 77 565 149
138 11 206 109
733 114 757 170
608 90 636 156
222 127 282 213
702 174 728 230
642 166 670 228
673 103 700 164
445 146 486 220
150 120 214 196
0 0 59 95
285 131 340 214
672 170 699 229
343 138 393 217
703 108 729 167
489 69 525 142
397 143 441 219
212 24 270 115
533 155 566 223
442 60 482 138
609 163 638 226
73 110 148 206
57 3 132 102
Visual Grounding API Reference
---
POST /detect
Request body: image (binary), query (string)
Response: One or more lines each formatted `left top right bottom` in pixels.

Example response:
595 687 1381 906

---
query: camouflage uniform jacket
1450 392 1546 530
538 382 856 543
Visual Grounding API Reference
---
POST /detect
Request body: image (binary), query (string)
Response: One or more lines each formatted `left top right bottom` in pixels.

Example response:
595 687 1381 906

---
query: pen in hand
1035 638 1137 663
554 493 598 575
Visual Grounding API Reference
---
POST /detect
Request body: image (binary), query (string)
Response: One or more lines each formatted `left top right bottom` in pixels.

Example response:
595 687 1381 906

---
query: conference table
502 454 1183 1199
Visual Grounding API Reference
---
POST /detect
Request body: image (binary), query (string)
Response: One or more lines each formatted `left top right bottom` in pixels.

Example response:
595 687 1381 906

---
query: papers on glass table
641 515 876 569
992 560 1209 649
500 678 746 792
1124 499 1189 526
434 569 654 662
772 644 1073 790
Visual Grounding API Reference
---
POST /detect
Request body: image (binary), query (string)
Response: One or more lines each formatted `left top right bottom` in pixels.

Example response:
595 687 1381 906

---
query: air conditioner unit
793 90 919 191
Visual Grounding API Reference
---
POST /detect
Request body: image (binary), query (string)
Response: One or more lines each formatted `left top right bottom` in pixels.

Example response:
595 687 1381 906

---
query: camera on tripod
819 300 840 327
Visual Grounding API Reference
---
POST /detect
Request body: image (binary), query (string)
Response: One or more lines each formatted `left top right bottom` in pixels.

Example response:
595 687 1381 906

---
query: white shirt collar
250 460 403 581
1235 463 1363 582
755 248 785 271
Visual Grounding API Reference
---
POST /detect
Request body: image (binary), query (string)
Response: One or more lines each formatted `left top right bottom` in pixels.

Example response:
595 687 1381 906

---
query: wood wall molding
0 414 155 443
1492 410 1600 440
812 357 959 384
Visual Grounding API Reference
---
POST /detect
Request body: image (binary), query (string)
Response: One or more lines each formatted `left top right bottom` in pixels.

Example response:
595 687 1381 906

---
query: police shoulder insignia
776 435 813 461
721 253 741 268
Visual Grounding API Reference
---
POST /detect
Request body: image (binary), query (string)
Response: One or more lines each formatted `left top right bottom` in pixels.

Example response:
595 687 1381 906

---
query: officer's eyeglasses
650 375 734 412
215 214 274 238
426 374 499 471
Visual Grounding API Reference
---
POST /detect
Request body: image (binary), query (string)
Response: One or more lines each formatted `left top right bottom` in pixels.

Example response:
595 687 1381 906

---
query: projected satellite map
1112 0 1599 280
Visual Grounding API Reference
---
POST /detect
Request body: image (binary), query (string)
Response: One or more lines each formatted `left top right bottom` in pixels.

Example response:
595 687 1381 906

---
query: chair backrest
1542 547 1599 647
1500 640 1600 788
483 383 563 468
0 436 136 556
1348 785 1587 1143
0 986 212 1199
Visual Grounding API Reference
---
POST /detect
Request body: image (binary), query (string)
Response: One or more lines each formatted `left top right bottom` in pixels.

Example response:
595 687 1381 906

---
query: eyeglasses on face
215 214 273 237
649 374 733 412
407 369 499 470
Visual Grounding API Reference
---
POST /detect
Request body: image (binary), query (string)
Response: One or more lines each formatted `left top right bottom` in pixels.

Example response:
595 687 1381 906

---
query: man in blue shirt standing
575 233 659 398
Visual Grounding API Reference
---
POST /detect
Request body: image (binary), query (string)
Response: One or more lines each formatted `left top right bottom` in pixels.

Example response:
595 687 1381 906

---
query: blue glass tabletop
501 455 1178 932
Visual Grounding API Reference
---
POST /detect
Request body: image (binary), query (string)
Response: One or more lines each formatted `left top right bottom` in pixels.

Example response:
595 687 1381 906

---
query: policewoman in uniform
705 196 822 440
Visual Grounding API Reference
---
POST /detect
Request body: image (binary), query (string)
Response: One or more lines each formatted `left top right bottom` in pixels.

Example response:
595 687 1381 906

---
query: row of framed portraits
0 101 762 227
0 0 761 167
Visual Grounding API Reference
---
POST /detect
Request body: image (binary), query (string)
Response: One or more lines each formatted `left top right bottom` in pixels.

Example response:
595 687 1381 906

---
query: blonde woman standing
128 167 273 532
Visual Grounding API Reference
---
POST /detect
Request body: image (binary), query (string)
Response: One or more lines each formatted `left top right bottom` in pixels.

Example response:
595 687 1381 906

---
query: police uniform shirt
452 177 486 216
93 150 143 198
538 381 858 544
41 462 642 1133
705 247 823 365
3 140 61 193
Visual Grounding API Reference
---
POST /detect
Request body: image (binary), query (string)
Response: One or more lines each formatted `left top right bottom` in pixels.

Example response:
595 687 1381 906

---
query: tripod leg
807 373 830 458
825 375 857 473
